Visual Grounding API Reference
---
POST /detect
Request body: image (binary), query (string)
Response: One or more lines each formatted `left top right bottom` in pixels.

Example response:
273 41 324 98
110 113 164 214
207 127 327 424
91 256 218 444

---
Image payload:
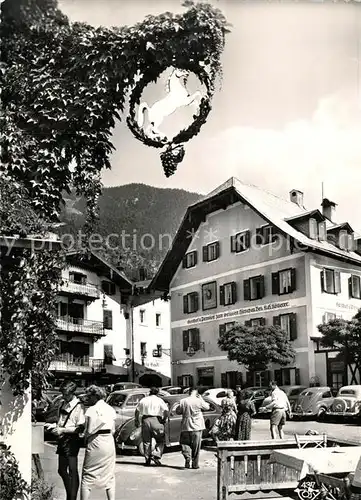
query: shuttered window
274 313 297 341
182 329 200 351
244 275 265 300
182 251 198 269
349 275 361 299
256 225 277 245
103 310 113 329
230 230 251 253
321 269 341 294
219 322 235 337
183 292 199 314
220 282 237 306
202 241 220 262
272 268 296 295
102 281 116 295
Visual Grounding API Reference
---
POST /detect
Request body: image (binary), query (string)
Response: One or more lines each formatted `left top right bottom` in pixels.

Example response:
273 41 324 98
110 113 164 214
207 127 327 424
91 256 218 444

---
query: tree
317 310 361 385
1 0 230 226
218 323 296 374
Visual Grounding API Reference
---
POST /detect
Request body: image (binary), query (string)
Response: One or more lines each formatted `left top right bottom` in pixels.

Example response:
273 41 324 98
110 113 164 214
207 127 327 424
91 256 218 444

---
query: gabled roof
65 250 133 292
150 177 361 292
327 222 354 233
285 209 325 223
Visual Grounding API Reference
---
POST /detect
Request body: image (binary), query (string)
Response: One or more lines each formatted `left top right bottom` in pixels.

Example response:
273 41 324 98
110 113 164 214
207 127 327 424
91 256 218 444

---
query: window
101 281 116 295
202 241 220 262
230 231 251 253
244 275 265 300
202 281 217 310
183 292 199 314
323 312 336 323
245 317 266 327
182 329 200 351
273 313 297 340
322 391 332 398
349 275 361 299
272 268 296 295
104 344 115 364
154 344 162 357
321 269 341 294
69 272 86 284
182 251 197 269
103 310 113 329
107 394 127 407
126 394 145 407
140 342 147 357
140 309 145 323
156 313 161 326
219 322 235 336
220 282 237 306
256 225 277 245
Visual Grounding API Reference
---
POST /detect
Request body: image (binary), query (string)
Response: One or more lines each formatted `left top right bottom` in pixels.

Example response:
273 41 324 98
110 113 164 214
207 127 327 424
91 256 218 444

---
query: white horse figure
137 68 202 139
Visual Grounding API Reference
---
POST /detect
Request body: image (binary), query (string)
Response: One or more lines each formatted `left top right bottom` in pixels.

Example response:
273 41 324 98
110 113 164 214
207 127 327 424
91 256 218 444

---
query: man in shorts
264 381 292 439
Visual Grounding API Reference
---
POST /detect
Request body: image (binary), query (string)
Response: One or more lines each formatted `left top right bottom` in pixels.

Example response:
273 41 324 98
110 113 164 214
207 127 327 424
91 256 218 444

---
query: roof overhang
285 209 325 224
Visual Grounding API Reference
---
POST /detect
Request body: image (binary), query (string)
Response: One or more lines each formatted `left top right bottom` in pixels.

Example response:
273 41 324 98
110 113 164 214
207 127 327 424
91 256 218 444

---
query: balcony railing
56 316 105 337
59 278 100 299
49 355 105 372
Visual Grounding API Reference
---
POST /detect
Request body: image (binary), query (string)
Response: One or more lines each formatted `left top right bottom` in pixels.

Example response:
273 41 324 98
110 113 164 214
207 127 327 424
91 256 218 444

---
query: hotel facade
151 178 361 390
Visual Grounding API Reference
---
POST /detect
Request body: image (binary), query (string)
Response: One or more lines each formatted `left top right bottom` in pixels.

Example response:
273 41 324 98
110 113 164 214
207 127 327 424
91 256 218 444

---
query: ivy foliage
218 324 296 372
1 0 229 225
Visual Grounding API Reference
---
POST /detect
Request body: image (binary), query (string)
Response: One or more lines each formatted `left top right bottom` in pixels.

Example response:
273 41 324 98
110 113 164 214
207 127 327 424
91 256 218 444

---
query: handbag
58 401 86 449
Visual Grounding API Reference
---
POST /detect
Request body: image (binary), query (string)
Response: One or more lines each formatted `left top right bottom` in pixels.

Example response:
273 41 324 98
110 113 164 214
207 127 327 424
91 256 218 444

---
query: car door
121 393 147 424
167 401 183 446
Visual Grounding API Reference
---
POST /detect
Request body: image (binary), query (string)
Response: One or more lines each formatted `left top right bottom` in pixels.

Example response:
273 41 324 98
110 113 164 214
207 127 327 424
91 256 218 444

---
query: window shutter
272 272 280 295
219 324 226 337
183 295 189 314
193 329 200 351
215 241 220 258
230 235 236 253
221 372 227 388
259 275 265 298
231 281 237 303
274 369 282 385
349 277 353 298
182 256 187 268
309 218 318 239
295 368 301 385
273 315 281 327
260 317 266 326
202 245 208 262
290 313 297 340
334 271 341 294
182 330 189 351
194 293 199 312
291 268 297 292
219 285 225 306
319 222 327 241
256 227 263 245
177 376 183 386
245 230 251 249
320 270 325 292
243 279 250 300
193 251 198 266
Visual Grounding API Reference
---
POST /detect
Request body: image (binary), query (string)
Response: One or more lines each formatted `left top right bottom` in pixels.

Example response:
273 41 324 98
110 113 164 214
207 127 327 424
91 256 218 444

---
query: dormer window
327 223 354 251
309 218 318 239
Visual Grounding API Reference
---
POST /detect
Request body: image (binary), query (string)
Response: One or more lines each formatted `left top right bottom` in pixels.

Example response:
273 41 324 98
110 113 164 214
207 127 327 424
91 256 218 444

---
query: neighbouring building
50 250 134 387
150 177 361 391
130 279 171 387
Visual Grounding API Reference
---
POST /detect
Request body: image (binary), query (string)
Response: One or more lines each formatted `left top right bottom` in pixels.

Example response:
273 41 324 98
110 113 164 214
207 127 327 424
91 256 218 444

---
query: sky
59 0 361 232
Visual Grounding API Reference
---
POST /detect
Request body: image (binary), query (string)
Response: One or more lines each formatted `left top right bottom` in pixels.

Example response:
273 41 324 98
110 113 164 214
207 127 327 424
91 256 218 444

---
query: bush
31 473 54 500
0 442 29 500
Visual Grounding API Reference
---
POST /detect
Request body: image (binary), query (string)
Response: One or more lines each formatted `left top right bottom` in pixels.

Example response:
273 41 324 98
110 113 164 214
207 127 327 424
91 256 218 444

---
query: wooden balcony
59 278 100 300
56 316 105 337
49 355 105 373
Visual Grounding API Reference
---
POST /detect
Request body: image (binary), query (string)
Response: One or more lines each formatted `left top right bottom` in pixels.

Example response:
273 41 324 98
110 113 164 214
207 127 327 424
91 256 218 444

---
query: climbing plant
1 0 230 226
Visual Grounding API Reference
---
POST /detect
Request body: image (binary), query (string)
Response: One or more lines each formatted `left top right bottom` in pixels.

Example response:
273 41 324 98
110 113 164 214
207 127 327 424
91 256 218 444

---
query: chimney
289 189 304 207
321 198 337 222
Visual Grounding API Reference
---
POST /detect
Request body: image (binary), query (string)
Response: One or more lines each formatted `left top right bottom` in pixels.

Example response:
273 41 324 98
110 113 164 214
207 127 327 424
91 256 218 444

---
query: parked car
106 388 170 429
112 382 143 392
202 388 234 405
114 394 221 454
258 385 308 415
292 386 334 420
182 386 214 395
238 387 271 413
161 386 183 395
326 385 361 421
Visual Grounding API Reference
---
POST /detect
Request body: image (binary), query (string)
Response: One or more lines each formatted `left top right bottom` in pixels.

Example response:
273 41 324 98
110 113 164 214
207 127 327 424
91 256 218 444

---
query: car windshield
339 389 356 396
299 390 314 397
107 394 127 407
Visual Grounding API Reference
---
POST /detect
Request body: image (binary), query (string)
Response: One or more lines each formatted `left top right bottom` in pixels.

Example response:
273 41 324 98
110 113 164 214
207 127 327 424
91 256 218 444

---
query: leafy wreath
127 63 212 176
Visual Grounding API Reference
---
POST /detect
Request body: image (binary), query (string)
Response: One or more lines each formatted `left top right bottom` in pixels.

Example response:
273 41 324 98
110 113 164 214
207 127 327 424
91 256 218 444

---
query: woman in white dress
80 385 116 500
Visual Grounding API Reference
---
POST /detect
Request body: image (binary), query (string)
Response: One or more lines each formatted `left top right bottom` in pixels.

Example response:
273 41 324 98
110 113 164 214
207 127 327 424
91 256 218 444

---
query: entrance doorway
197 367 214 386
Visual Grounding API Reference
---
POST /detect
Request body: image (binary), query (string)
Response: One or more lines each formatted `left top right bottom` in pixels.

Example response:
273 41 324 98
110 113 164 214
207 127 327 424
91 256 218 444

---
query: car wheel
317 408 327 422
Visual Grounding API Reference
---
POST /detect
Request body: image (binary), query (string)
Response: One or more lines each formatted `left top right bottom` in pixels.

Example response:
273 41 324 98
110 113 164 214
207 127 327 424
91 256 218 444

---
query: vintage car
238 387 271 413
161 386 184 395
112 382 143 392
258 385 308 415
106 388 170 429
326 385 361 421
292 386 335 420
114 394 221 454
202 388 234 405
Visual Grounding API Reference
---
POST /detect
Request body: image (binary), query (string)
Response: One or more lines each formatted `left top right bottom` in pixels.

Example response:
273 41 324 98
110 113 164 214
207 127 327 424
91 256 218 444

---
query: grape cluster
160 144 185 177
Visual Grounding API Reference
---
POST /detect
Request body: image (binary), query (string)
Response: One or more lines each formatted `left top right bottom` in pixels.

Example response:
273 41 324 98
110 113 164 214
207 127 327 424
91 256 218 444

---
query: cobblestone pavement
39 419 360 500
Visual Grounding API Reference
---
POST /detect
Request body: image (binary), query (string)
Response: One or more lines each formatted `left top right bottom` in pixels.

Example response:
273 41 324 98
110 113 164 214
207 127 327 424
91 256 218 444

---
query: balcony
56 316 105 337
59 278 100 300
49 354 105 373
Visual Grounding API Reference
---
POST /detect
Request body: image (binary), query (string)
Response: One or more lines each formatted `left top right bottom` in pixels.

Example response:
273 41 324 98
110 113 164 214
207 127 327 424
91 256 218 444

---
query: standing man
46 381 85 500
264 381 292 439
135 387 169 466
177 387 210 469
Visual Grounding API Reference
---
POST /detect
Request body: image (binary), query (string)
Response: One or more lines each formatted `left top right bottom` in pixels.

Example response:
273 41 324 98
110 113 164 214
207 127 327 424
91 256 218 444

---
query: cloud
196 91 361 230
